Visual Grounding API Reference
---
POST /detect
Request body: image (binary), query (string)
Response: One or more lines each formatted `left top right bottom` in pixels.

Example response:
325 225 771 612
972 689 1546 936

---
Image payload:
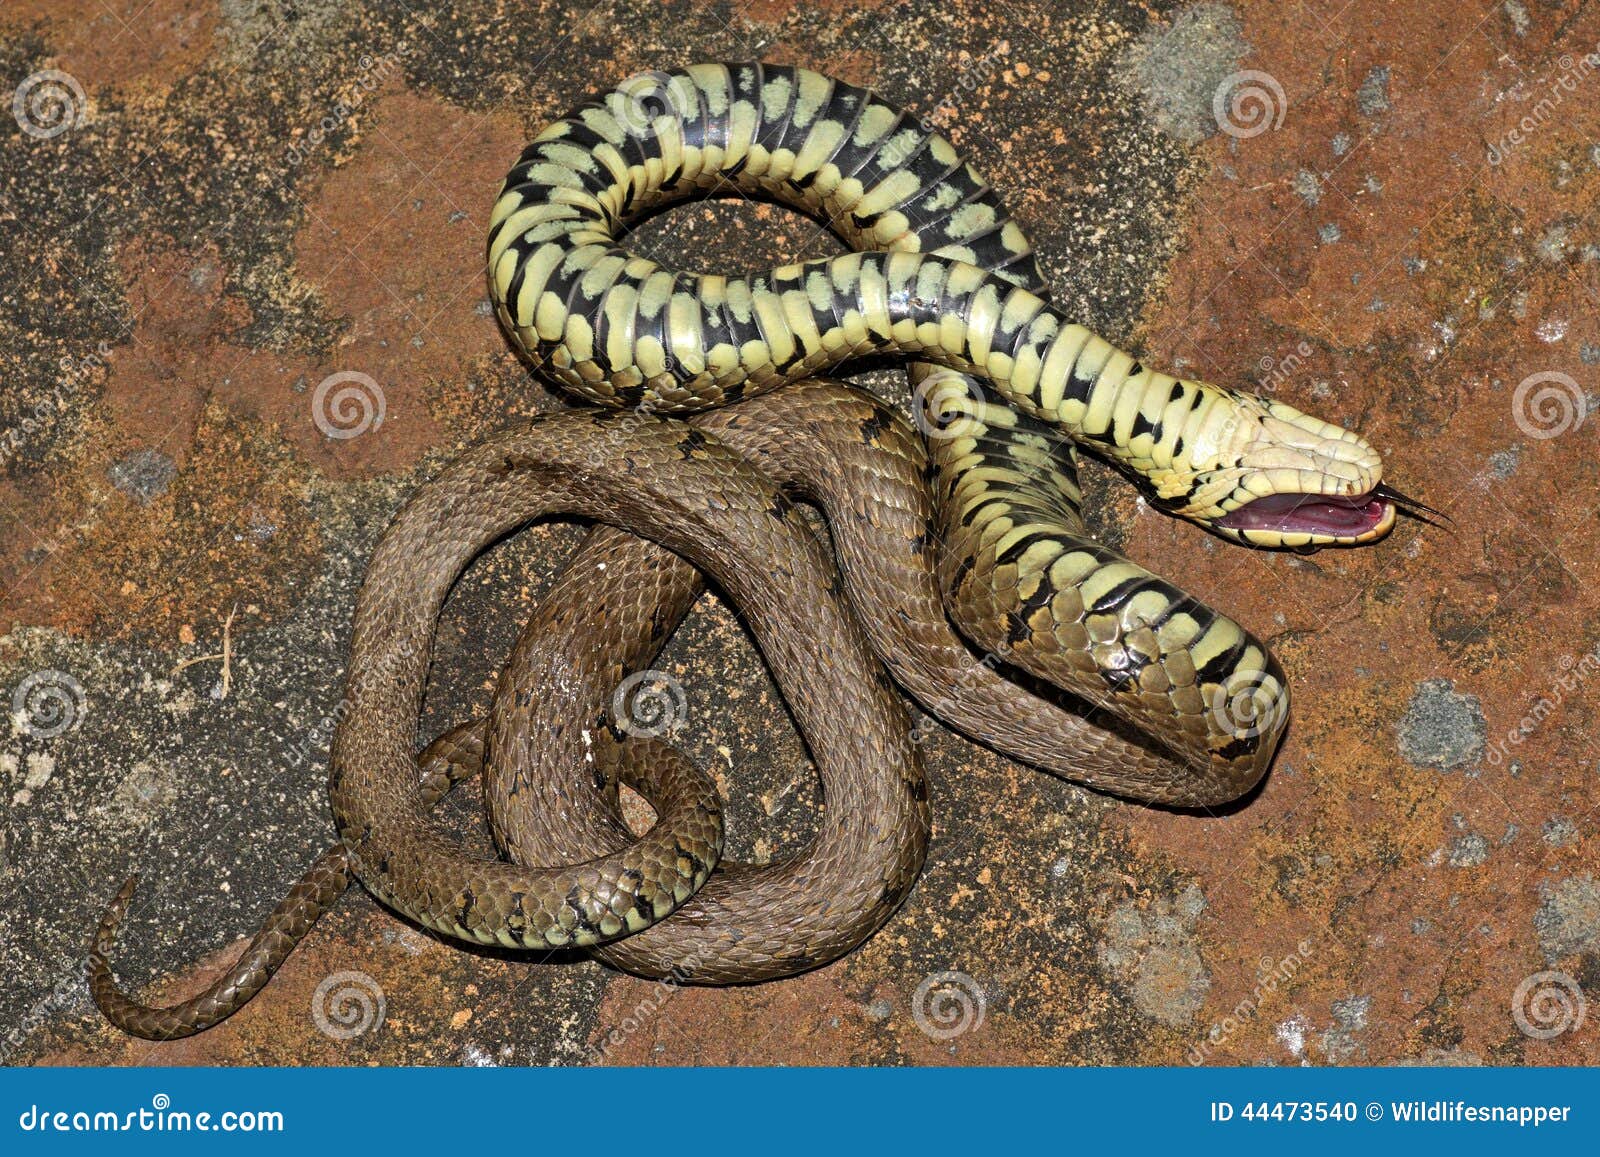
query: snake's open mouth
1216 490 1391 536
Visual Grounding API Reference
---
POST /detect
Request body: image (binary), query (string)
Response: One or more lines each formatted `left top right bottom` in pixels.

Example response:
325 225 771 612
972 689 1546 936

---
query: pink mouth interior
1216 491 1391 536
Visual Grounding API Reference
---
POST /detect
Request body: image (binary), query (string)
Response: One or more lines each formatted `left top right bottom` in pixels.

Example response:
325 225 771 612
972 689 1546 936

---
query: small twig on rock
171 604 238 698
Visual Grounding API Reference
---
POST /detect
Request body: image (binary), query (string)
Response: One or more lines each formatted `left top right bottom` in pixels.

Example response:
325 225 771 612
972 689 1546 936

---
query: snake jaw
1212 489 1396 547
1159 393 1398 548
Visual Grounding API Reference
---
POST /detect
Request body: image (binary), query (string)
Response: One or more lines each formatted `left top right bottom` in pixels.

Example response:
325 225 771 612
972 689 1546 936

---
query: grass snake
88 62 1417 1038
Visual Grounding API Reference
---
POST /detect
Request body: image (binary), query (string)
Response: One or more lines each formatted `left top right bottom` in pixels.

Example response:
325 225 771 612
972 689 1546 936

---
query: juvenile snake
89 62 1409 1038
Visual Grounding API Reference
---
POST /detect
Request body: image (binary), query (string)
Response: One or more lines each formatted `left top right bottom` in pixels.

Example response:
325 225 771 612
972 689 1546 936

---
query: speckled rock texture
3 0 1596 1066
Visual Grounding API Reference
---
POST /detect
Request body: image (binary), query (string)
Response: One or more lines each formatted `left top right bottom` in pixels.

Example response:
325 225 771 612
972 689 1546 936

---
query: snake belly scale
87 61 1396 1038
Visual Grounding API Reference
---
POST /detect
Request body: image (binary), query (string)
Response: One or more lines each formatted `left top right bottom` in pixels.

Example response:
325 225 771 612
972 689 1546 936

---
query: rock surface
2 0 1596 1065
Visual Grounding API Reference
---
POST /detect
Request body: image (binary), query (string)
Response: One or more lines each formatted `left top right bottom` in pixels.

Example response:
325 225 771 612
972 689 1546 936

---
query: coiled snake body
90 63 1403 1037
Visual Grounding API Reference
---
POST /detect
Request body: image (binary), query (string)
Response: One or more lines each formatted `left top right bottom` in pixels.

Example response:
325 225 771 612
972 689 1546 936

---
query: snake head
1150 391 1399 549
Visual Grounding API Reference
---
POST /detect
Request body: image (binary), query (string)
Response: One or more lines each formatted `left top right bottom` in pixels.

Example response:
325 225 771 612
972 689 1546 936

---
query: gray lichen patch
1119 3 1250 145
102 760 181 828
1444 832 1490 868
1397 679 1487 771
1321 994 1372 1063
1097 883 1211 1028
1535 875 1600 963
107 449 178 504
1356 65 1391 117
1293 169 1323 206
1542 817 1579 848
1487 445 1524 480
